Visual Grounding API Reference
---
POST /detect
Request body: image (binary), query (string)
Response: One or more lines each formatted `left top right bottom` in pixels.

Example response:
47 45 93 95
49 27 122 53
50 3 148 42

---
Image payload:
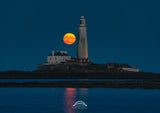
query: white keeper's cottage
47 50 71 64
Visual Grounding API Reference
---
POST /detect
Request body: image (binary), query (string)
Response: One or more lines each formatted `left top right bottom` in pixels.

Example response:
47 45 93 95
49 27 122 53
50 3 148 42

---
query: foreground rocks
0 71 160 79
0 81 160 89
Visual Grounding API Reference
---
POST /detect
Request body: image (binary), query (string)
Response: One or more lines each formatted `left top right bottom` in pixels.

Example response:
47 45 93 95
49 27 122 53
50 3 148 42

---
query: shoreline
0 81 160 89
0 71 159 79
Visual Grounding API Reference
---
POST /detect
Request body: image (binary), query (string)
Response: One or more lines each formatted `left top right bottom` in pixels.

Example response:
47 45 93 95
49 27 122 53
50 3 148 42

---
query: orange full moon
63 33 76 45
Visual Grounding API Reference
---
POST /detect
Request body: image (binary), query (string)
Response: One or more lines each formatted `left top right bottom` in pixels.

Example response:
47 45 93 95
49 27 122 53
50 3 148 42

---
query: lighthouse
77 16 88 59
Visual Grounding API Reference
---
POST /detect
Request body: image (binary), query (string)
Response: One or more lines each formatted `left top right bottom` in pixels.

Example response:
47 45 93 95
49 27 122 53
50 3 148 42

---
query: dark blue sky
0 0 159 73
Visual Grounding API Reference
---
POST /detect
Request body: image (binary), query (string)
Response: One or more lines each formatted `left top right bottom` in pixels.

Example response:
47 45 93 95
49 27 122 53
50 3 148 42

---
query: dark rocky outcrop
0 81 160 89
0 71 159 79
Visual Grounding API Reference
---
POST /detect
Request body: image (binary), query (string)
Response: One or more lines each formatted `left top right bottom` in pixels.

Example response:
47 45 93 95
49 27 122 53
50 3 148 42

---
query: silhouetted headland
0 81 160 89
0 70 159 79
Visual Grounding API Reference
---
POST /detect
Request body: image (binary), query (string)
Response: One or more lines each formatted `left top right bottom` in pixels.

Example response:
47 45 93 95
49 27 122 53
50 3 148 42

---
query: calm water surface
0 88 160 113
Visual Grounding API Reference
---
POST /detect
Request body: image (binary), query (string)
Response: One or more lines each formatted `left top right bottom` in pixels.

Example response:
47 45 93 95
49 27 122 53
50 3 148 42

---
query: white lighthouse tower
77 16 88 59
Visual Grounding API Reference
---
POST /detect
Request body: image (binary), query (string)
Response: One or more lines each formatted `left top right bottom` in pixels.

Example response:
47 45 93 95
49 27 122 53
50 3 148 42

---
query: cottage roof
48 51 70 56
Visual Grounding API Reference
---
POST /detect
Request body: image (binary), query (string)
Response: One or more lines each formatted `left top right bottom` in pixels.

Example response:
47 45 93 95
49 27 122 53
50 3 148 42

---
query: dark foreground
0 71 160 79
1 81 160 89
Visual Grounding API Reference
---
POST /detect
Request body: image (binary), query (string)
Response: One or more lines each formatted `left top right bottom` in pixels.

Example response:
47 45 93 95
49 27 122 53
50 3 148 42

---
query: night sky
0 0 160 73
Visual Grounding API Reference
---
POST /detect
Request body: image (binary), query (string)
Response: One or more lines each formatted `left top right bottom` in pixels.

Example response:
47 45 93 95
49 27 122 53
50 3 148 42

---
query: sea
0 79 160 113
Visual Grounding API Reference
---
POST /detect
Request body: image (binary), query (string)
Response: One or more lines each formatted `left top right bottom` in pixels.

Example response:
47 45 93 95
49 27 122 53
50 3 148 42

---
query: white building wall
121 67 139 72
47 56 71 64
